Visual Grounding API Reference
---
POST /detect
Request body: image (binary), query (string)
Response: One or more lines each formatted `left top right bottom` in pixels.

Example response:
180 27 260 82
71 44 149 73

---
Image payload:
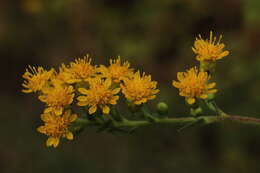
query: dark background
1 0 260 172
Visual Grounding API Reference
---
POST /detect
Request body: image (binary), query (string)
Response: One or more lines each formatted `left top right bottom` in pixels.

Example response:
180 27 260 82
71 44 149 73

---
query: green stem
73 114 260 131
74 118 99 126
71 112 260 135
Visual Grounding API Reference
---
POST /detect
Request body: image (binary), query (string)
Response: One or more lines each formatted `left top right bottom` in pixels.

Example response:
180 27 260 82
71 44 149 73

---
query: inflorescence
22 31 230 148
22 55 159 147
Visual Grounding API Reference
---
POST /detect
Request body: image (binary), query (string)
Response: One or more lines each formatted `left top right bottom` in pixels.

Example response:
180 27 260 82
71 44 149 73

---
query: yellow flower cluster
21 31 231 148
77 78 120 114
173 67 217 104
22 66 54 93
37 110 77 148
39 85 74 115
98 56 134 83
173 31 228 104
22 55 159 147
192 31 229 62
121 71 159 105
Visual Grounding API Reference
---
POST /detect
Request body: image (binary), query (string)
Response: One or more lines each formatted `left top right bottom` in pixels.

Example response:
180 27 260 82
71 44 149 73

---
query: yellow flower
77 78 120 114
65 55 96 83
37 110 77 148
172 67 217 104
51 64 74 85
120 71 159 105
98 56 133 83
39 84 74 115
22 66 54 93
192 31 229 61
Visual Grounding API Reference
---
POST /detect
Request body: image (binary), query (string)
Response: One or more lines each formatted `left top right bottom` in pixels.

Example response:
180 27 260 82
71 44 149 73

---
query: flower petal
54 107 63 116
41 112 51 122
104 79 112 87
69 114 77 122
77 101 87 106
44 107 52 114
208 89 217 94
200 94 208 99
46 137 55 147
53 138 60 148
78 88 89 95
89 105 97 114
37 126 45 133
177 72 184 81
172 81 180 88
186 97 195 104
109 96 119 105
66 132 74 140
102 105 110 114
38 95 46 102
112 88 121 94
77 96 88 102
207 82 216 89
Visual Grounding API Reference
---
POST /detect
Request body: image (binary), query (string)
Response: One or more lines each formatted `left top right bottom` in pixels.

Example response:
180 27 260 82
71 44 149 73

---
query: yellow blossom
172 67 217 104
98 56 133 83
22 66 54 93
192 31 229 61
39 84 74 115
37 110 77 148
65 55 96 83
51 64 73 85
120 71 159 105
77 78 120 114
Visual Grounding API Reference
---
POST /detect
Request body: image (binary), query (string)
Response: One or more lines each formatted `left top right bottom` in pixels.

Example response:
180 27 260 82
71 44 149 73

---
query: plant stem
228 115 260 126
73 114 260 131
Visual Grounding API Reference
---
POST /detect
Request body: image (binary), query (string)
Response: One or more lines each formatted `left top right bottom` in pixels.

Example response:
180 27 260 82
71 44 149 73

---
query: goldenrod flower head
51 64 74 85
172 67 217 104
98 56 133 83
66 55 96 83
120 71 159 105
37 110 77 148
77 78 120 114
39 85 74 115
192 31 229 61
22 66 54 93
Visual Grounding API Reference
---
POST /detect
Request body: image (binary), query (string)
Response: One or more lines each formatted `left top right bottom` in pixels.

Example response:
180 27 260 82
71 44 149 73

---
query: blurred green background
2 0 260 172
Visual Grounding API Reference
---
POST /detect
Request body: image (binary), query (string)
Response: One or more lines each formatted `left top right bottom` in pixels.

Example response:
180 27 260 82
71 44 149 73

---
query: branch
228 115 260 126
73 114 260 132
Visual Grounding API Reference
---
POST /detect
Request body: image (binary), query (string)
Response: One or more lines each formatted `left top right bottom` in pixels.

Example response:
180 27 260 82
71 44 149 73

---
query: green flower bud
156 102 168 115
